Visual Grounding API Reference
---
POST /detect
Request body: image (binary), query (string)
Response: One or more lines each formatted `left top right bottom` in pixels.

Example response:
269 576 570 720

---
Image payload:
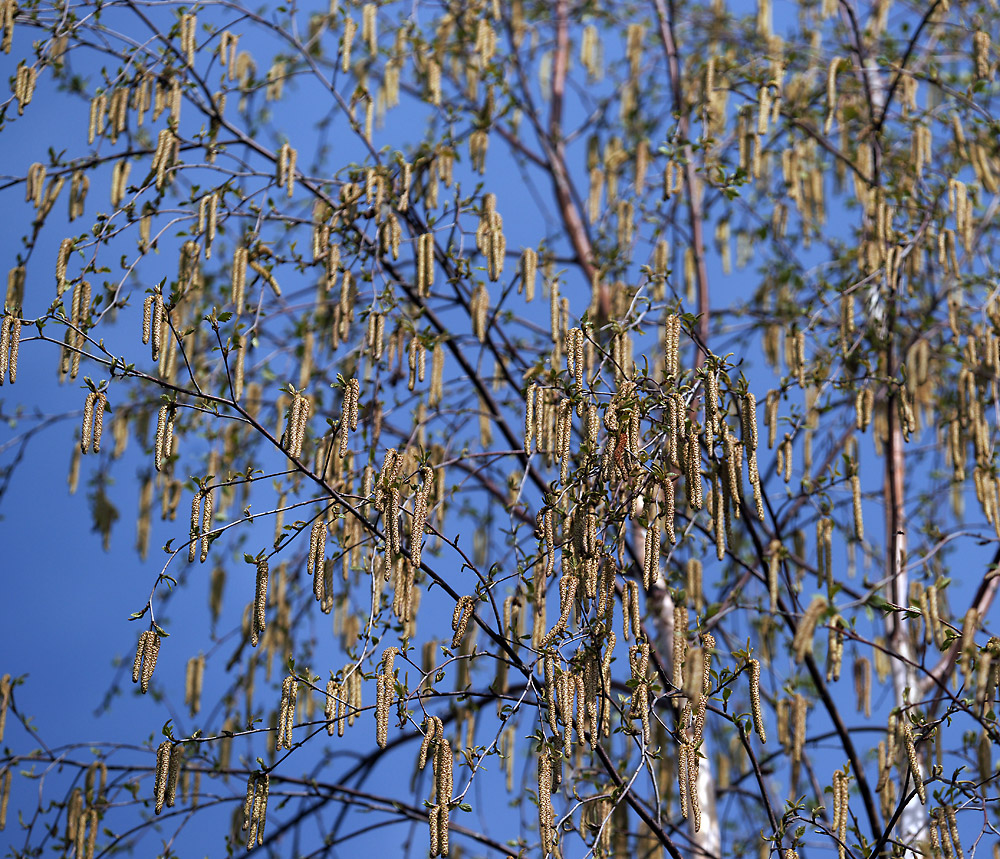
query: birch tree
0 1 998 858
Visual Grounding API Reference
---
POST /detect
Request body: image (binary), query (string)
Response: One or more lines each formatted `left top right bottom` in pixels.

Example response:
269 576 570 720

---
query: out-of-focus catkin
185 653 205 715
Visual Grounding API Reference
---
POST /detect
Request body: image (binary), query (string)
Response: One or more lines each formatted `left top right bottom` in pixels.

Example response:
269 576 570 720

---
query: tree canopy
0 1 998 858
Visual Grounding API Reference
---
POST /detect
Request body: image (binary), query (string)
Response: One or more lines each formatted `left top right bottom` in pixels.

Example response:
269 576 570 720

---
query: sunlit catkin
154 404 173 471
417 233 434 297
850 462 863 541
252 556 268 646
902 723 926 803
277 674 297 750
537 749 554 854
376 647 398 748
339 378 359 456
643 518 659 590
451 595 474 649
277 142 297 198
231 246 248 315
673 604 688 688
110 159 130 208
153 741 171 814
243 772 269 847
132 630 160 693
81 392 100 454
188 491 202 563
308 518 327 606
749 658 766 742
521 247 537 301
524 383 536 456
284 393 310 459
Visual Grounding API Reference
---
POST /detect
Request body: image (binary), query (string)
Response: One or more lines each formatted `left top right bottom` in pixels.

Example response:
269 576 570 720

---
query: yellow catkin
945 806 964 859
252 556 268 646
180 12 197 65
417 233 434 297
325 679 343 736
243 772 269 847
154 404 173 471
537 750 554 854
749 658 766 742
232 246 247 314
165 745 182 809
284 393 310 459
339 378 359 456
1 0 15 54
196 486 213 562
277 674 297 750
132 630 160 693
673 604 688 689
451 595 474 649
110 159 130 208
851 464 863 541
310 519 326 604
643 518 659 590
153 741 171 814
902 723 926 804
524 383 536 456
342 16 356 72
974 31 992 80
277 142 297 198
521 247 537 301
376 647 398 748
81 392 97 454
188 491 202 563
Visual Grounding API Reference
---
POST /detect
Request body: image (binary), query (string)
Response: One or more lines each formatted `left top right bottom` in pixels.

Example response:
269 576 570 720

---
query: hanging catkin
251 556 268 646
184 654 204 715
792 596 826 663
242 772 269 847
132 630 160 693
452 595 475 649
284 392 310 459
154 404 174 471
749 658 766 742
340 378 359 455
80 391 107 454
375 647 398 748
902 722 926 804
277 674 297 750
153 741 171 814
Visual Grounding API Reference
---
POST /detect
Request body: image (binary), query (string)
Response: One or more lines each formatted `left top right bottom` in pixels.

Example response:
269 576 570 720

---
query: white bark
649 565 720 857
